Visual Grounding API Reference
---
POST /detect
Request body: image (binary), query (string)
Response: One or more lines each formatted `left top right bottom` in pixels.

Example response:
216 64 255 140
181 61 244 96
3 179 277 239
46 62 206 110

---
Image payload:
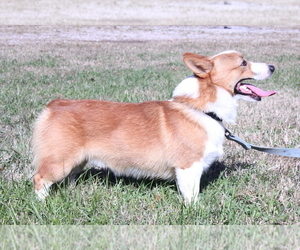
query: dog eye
241 60 247 66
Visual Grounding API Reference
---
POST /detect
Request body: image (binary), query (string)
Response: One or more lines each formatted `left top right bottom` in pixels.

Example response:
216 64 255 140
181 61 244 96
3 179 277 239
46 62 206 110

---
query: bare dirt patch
1 25 299 46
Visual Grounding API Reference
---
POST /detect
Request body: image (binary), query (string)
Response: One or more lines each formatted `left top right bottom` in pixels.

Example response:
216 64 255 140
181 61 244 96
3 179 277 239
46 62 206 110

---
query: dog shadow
64 161 228 192
50 161 255 198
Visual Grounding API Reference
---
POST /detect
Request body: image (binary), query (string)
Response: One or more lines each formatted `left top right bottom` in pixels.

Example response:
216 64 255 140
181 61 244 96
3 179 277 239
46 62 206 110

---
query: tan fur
33 100 206 182
32 51 274 203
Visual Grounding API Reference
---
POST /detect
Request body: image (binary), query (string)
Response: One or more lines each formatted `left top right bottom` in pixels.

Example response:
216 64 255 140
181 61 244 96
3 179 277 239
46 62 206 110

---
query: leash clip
225 129 252 150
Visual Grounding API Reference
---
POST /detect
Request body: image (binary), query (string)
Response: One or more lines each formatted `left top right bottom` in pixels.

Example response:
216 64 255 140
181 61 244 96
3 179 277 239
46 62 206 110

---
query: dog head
182 50 276 102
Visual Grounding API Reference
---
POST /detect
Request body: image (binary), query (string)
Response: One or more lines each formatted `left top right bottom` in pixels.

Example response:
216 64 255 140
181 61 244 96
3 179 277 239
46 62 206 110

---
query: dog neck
172 76 238 124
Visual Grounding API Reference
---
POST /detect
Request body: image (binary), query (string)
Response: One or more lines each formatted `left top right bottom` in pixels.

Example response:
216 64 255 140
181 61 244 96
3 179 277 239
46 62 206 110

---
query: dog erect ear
183 53 213 78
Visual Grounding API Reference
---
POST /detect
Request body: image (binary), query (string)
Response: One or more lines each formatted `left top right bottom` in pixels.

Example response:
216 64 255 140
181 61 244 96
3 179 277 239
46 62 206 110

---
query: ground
0 0 299 229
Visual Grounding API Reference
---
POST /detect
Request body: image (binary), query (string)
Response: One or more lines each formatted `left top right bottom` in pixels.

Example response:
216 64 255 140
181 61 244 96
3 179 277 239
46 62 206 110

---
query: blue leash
205 112 300 158
225 129 300 158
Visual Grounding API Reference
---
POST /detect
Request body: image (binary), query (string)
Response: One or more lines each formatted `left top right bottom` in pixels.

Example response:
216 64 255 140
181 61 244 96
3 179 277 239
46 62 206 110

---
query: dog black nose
269 65 275 73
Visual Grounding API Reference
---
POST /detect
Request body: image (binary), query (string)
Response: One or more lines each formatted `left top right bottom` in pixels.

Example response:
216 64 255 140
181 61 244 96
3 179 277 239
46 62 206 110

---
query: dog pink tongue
246 85 276 97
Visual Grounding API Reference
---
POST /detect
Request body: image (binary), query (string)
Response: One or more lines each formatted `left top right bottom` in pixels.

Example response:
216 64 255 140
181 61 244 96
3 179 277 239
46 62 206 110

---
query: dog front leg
175 161 204 204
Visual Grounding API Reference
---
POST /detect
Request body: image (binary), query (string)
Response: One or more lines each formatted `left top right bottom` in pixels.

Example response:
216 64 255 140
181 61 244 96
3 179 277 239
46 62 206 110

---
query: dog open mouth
235 81 276 101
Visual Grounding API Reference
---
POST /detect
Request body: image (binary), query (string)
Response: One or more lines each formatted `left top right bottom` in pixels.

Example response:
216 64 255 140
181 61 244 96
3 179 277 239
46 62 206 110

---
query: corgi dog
32 50 275 203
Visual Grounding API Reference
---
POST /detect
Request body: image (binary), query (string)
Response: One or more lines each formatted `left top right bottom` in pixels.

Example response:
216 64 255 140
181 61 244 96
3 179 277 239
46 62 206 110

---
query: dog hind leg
33 157 86 201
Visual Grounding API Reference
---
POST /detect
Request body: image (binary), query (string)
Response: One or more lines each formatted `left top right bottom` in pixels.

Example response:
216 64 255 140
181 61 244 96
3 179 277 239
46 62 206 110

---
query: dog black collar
204 112 223 122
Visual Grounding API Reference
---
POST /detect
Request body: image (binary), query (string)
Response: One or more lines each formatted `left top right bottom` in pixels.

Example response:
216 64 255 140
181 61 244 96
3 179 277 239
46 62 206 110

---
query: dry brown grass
0 0 299 25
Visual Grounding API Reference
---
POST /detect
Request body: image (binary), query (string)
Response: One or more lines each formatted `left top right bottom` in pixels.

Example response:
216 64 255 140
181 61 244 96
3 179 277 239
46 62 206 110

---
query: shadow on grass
51 161 230 195
49 160 259 199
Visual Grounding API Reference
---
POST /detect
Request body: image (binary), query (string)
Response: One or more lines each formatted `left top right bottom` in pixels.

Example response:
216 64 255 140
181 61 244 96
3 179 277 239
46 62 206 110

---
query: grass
0 26 299 226
0 225 298 249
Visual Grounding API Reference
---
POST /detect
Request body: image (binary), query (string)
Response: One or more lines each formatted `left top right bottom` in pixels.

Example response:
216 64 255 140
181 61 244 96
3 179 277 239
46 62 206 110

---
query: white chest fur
183 109 225 170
